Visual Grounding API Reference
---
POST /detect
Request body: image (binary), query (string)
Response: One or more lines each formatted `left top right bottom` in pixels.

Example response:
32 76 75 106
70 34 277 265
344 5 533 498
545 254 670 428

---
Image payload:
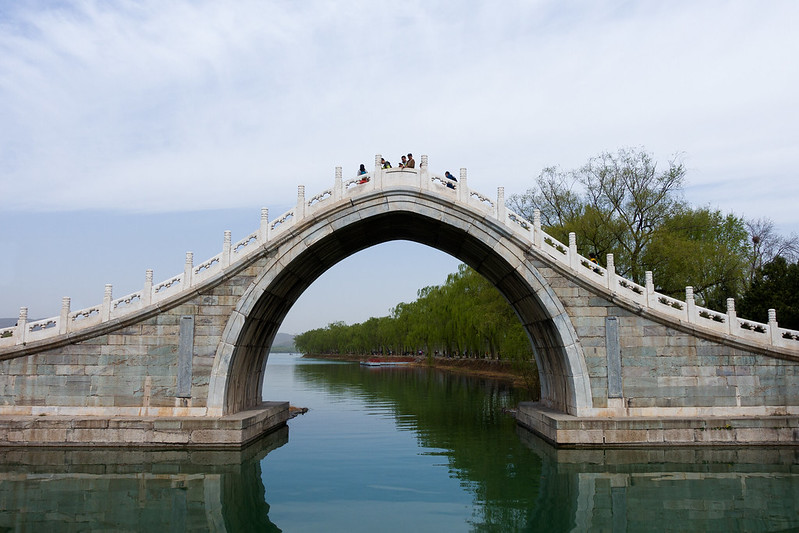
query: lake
0 352 797 531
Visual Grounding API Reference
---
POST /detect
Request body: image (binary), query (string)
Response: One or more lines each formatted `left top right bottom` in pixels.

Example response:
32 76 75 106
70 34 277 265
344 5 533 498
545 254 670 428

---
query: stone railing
2 154 797 354
506 210 799 352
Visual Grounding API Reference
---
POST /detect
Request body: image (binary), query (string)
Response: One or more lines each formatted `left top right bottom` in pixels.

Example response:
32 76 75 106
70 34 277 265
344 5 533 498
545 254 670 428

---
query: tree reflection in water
289 360 799 532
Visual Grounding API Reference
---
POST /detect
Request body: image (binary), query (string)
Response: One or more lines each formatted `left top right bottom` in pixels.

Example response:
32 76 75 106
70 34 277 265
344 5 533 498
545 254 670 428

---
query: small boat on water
359 358 412 367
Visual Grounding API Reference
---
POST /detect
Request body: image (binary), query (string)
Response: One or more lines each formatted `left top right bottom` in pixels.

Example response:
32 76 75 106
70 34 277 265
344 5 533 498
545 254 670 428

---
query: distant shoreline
301 353 539 397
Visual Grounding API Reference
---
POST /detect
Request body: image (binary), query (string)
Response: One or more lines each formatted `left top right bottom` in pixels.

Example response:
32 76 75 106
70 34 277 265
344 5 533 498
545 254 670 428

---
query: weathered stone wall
0 257 269 417
3 235 797 420
533 258 799 417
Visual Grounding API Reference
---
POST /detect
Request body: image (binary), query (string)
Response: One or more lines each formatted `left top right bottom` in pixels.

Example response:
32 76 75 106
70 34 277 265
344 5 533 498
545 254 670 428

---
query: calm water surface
0 352 797 531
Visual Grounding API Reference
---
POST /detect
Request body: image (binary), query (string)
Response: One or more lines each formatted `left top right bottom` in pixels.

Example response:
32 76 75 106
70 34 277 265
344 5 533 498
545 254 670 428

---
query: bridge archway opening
213 202 591 416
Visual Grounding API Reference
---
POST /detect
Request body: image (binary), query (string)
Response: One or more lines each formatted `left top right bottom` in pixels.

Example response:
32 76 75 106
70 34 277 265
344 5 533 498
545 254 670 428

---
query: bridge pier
517 403 799 447
0 402 288 448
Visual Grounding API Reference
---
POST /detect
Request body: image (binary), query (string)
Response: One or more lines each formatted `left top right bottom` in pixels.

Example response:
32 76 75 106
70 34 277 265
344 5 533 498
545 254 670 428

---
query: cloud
2 0 798 328
2 1 797 214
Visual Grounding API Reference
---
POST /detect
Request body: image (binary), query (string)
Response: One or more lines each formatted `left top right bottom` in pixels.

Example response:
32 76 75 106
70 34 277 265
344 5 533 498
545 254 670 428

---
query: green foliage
293 264 537 369
508 147 757 310
643 206 750 309
508 147 687 282
738 256 799 329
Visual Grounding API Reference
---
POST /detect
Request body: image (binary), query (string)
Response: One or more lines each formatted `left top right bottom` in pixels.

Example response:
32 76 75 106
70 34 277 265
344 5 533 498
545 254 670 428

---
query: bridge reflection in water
520 428 799 531
0 428 287 532
0 425 796 531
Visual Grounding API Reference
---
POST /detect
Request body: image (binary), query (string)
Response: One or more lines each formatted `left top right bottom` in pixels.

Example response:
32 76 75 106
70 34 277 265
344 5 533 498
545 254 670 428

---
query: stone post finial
59 297 71 334
726 297 737 334
568 232 578 269
184 252 194 288
297 185 306 219
223 230 232 267
144 269 153 306
259 207 269 244
419 155 429 185
497 187 506 221
102 284 113 321
334 166 343 200
16 307 27 345
606 254 617 292
458 168 468 202
533 209 542 248
685 286 697 323
645 271 655 306
768 308 779 344
374 154 384 186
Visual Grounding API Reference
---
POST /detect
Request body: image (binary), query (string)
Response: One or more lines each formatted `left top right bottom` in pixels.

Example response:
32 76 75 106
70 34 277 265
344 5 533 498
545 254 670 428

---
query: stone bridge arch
209 187 592 416
2 155 797 447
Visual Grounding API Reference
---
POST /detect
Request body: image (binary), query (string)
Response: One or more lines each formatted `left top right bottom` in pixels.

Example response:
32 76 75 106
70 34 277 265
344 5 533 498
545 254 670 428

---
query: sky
1 1 797 334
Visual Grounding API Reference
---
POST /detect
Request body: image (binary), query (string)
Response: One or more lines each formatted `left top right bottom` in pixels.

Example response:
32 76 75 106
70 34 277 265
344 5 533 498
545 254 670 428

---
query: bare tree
506 166 583 228
746 217 799 283
578 148 686 281
507 147 686 282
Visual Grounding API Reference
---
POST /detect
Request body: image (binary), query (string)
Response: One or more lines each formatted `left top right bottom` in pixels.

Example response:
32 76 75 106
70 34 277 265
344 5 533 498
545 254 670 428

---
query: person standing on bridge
399 155 407 168
405 153 415 168
381 158 392 169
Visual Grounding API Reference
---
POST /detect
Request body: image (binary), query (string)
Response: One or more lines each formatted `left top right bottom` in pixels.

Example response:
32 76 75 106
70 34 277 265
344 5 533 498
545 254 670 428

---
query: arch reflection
519 428 799 532
0 427 287 532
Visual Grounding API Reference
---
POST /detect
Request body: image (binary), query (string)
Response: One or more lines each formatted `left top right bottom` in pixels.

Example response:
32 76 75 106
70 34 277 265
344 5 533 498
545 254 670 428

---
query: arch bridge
1 155 797 447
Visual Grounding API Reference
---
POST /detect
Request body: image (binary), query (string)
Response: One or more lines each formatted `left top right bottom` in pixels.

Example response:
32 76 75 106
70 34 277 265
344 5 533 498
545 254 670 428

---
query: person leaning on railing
444 171 457 190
